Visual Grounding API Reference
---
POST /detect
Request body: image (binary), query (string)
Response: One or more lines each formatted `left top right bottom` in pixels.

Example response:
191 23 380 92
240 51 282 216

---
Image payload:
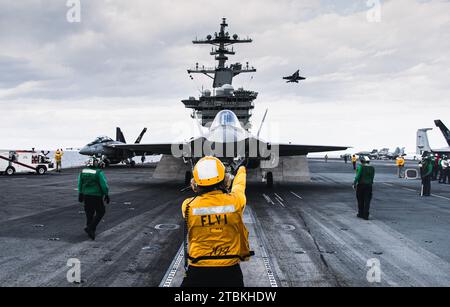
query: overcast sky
0 0 449 154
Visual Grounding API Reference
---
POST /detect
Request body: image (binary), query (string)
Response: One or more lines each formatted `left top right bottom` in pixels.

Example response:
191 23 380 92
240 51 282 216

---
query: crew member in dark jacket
78 157 110 240
420 155 433 196
353 156 375 220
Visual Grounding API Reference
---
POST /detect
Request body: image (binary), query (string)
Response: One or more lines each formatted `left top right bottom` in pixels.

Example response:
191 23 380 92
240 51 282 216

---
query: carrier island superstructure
182 18 257 129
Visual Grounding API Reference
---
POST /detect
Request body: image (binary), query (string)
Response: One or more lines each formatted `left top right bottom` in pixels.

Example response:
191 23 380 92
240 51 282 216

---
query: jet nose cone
79 146 90 155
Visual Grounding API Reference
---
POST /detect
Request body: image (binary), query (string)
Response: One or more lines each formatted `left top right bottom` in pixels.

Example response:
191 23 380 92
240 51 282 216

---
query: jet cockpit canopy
210 110 242 130
88 136 113 146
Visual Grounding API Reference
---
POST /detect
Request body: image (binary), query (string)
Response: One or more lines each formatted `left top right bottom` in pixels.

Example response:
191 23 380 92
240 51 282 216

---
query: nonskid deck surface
0 160 449 287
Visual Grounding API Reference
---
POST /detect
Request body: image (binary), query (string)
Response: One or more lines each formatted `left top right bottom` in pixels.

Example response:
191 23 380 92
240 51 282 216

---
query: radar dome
222 84 234 96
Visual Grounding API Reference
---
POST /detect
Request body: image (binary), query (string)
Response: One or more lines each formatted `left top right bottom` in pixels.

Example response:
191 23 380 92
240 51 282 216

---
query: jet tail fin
416 128 433 155
434 120 450 146
134 128 147 144
116 127 126 143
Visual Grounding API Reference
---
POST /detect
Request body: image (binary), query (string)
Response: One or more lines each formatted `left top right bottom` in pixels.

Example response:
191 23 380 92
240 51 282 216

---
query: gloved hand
104 195 110 204
78 193 84 203
232 158 248 175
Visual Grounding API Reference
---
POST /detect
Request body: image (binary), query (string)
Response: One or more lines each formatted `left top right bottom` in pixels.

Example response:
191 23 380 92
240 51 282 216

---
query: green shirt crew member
420 155 433 196
78 157 110 240
353 156 375 220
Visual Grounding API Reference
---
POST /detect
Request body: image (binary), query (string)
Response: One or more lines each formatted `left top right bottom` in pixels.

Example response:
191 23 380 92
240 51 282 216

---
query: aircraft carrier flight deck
1 159 449 287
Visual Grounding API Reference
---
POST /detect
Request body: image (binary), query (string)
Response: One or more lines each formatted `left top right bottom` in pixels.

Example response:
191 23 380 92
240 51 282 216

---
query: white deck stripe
274 193 284 202
247 207 278 287
431 194 450 201
262 194 275 205
159 244 184 287
274 198 285 208
290 191 303 200
273 193 285 207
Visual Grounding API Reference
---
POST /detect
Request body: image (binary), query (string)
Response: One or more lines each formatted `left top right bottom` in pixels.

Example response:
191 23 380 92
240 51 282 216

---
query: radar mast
182 18 257 129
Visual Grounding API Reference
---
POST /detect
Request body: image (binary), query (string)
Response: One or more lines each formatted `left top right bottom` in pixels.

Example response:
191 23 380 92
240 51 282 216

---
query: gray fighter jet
109 110 348 186
79 128 147 167
355 149 379 160
379 147 406 160
283 70 306 83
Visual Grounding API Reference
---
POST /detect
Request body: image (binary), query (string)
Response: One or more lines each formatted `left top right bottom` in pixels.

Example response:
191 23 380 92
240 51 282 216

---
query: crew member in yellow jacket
396 156 405 178
54 149 64 173
181 156 252 287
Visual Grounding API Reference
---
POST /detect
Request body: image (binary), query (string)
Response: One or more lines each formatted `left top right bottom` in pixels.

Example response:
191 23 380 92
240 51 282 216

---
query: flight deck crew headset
183 156 254 272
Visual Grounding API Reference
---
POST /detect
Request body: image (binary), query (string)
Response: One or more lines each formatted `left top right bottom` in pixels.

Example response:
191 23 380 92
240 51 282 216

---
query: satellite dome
222 84 234 96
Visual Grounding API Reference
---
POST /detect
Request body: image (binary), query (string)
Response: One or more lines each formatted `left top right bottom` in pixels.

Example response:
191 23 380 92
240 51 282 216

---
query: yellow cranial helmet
193 156 226 186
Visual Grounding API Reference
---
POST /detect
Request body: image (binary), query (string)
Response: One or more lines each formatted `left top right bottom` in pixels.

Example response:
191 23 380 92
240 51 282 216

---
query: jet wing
251 138 349 156
431 147 450 154
107 143 178 155
107 137 204 156
277 144 349 156
109 139 349 158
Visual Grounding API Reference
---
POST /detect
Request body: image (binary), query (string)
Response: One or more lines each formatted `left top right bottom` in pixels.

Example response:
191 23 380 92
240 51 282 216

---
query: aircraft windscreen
88 136 112 146
210 110 240 130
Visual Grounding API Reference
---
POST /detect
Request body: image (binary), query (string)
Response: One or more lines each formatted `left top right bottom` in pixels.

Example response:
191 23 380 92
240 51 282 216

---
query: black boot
84 227 95 240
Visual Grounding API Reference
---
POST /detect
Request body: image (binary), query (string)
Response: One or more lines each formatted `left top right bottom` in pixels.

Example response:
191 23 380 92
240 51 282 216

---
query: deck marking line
290 191 303 200
262 194 275 205
432 194 450 201
159 244 184 287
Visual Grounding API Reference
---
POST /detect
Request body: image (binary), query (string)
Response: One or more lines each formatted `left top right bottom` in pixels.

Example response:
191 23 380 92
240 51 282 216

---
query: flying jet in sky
79 128 147 167
110 110 348 186
283 70 306 83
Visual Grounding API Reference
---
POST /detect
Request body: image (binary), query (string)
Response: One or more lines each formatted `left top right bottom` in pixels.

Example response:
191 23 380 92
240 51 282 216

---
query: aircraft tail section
400 147 405 156
116 127 126 143
134 128 147 144
434 120 450 146
417 128 432 155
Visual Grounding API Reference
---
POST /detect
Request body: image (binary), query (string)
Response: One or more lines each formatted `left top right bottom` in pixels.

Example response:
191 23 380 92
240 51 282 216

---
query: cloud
0 0 449 153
